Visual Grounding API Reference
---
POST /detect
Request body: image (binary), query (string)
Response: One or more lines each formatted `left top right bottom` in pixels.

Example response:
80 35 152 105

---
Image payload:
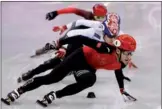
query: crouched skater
1 34 137 106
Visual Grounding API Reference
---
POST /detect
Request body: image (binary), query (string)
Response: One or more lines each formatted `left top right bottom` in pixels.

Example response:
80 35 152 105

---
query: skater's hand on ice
120 88 137 102
46 11 58 21
53 25 67 35
55 48 66 58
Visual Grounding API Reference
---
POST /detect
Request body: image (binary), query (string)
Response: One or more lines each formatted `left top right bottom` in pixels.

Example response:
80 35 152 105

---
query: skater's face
120 51 133 65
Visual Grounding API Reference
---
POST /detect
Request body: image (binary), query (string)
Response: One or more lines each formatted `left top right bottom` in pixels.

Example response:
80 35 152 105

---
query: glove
53 25 67 35
128 61 138 69
46 11 58 21
120 88 137 102
55 48 66 58
123 76 131 82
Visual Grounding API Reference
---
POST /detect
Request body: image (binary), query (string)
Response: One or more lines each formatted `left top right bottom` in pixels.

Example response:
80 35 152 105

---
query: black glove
120 88 137 102
46 11 58 21
123 76 131 82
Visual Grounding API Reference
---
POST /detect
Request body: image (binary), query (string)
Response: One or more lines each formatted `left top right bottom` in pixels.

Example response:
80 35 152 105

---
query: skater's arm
59 35 115 53
65 19 103 30
59 26 103 42
114 63 126 90
46 7 92 21
52 20 97 35
65 28 96 39
57 7 91 19
114 69 124 89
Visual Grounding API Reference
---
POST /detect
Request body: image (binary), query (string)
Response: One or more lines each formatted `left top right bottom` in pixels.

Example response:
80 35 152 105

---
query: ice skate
30 42 57 58
36 42 56 55
1 89 20 105
36 91 56 107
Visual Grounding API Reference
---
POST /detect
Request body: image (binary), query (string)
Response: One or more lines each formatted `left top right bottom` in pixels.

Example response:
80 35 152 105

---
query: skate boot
1 88 23 105
7 89 20 102
17 70 33 83
35 42 56 55
44 91 56 104
36 91 56 107
1 90 19 105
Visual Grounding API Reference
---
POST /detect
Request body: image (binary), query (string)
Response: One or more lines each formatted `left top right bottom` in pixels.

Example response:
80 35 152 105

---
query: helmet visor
94 16 106 21
122 51 133 56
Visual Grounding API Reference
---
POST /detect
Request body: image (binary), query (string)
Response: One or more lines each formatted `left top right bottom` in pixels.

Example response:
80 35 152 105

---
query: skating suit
83 46 121 70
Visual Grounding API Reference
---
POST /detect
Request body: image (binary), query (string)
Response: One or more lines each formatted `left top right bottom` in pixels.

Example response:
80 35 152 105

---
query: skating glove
53 25 67 35
120 88 137 102
46 11 58 20
55 48 66 58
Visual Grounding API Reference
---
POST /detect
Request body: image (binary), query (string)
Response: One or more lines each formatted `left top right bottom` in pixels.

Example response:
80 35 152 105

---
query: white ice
1 2 161 109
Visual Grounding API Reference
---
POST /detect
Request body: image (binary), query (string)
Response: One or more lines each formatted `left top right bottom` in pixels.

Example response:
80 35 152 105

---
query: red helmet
114 34 136 51
93 4 107 17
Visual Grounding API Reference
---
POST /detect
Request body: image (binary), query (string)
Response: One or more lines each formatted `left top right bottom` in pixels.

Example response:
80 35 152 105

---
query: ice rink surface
1 2 161 109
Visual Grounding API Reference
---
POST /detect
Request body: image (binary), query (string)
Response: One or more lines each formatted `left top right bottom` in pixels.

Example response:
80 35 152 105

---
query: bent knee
77 74 96 87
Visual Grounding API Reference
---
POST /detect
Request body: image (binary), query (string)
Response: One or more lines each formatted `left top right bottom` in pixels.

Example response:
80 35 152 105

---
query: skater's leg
18 57 62 82
19 42 83 82
19 61 74 93
40 70 96 104
7 59 75 102
31 57 62 75
6 48 91 102
55 70 96 98
20 48 90 93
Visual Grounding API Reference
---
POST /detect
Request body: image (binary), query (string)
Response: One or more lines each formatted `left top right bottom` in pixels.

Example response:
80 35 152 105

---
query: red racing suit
83 46 121 70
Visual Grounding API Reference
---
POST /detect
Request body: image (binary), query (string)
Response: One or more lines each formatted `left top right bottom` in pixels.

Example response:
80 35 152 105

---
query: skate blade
30 50 55 58
30 54 40 58
36 100 47 107
128 95 137 101
124 97 137 102
1 98 11 105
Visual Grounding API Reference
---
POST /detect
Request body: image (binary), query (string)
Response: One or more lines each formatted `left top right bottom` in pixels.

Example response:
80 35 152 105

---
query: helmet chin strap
117 49 123 62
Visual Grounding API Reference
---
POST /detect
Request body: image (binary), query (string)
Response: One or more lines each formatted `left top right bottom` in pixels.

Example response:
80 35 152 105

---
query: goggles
94 16 105 21
122 51 133 56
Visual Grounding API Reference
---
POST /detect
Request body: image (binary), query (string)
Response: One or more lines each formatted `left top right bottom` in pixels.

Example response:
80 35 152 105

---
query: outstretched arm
46 7 92 20
65 19 103 30
114 68 137 101
57 7 91 18
114 69 124 90
53 19 103 33
53 19 103 36
59 35 115 53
